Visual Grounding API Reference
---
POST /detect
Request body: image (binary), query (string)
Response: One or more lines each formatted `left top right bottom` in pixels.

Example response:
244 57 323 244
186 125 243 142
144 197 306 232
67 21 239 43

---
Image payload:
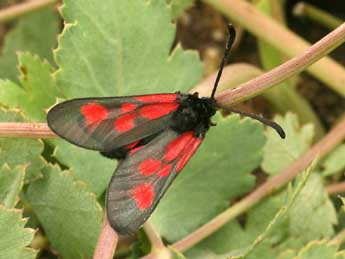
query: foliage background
0 0 344 258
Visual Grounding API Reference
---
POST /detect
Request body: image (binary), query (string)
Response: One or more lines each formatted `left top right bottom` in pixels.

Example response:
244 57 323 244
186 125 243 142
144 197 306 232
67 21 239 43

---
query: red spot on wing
140 103 179 119
139 159 162 176
121 103 137 113
125 140 140 149
176 138 202 173
134 94 177 103
130 146 143 154
131 183 154 210
114 113 136 132
80 103 108 125
164 131 194 162
157 164 172 177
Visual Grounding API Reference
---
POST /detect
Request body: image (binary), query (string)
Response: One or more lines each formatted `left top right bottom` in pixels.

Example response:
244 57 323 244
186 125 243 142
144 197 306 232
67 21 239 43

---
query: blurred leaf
262 113 314 175
50 139 114 197
26 164 103 259
0 164 25 208
169 0 194 18
0 207 37 259
151 114 265 241
0 52 59 122
288 174 337 242
321 144 345 176
55 0 202 98
0 8 58 82
255 0 324 140
0 109 44 181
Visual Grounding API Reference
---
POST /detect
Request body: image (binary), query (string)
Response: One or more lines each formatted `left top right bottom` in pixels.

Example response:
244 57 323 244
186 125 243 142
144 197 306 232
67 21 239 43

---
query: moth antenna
210 24 236 99
223 107 286 139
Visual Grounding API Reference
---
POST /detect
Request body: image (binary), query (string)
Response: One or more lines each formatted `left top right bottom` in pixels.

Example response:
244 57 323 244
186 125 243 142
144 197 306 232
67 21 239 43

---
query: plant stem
93 216 118 259
1 19 344 140
326 181 345 195
293 2 343 30
214 21 345 106
254 0 324 139
204 0 345 98
171 115 345 252
143 222 165 251
193 63 325 140
0 122 56 138
0 0 58 23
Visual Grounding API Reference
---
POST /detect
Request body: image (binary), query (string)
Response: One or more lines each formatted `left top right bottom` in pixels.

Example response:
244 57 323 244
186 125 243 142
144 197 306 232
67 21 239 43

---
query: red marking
140 103 178 120
139 159 162 176
164 131 194 162
131 183 154 210
130 146 143 154
157 164 172 177
134 94 177 103
121 103 137 113
80 103 108 125
125 140 139 149
176 138 202 173
114 113 136 132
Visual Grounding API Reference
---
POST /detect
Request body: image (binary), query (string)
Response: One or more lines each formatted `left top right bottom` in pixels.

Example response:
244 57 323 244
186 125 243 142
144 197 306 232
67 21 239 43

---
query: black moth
47 25 285 234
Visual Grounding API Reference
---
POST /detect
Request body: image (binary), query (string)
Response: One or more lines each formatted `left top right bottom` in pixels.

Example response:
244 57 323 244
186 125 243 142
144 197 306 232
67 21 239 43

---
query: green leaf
188 165 336 259
0 207 37 259
170 247 187 259
0 52 59 122
321 144 345 176
50 139 114 197
262 113 314 175
151 114 265 241
186 247 219 259
189 169 311 259
279 241 345 259
288 174 337 242
0 109 44 181
55 0 202 98
297 242 344 259
297 241 345 259
0 8 58 82
0 164 25 208
236 169 312 259
26 164 103 259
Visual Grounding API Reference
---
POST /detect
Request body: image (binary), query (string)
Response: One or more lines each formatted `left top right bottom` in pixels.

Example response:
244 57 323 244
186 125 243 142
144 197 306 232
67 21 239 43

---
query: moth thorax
171 94 217 136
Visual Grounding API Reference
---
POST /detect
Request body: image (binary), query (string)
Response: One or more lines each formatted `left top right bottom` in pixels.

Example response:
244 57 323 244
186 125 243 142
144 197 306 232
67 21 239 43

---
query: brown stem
93 216 118 259
0 0 58 23
170 115 345 252
326 181 345 195
0 122 56 138
215 22 345 106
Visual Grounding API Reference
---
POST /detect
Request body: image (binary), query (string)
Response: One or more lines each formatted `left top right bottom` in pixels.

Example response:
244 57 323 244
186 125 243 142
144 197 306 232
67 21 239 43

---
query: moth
47 25 285 234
